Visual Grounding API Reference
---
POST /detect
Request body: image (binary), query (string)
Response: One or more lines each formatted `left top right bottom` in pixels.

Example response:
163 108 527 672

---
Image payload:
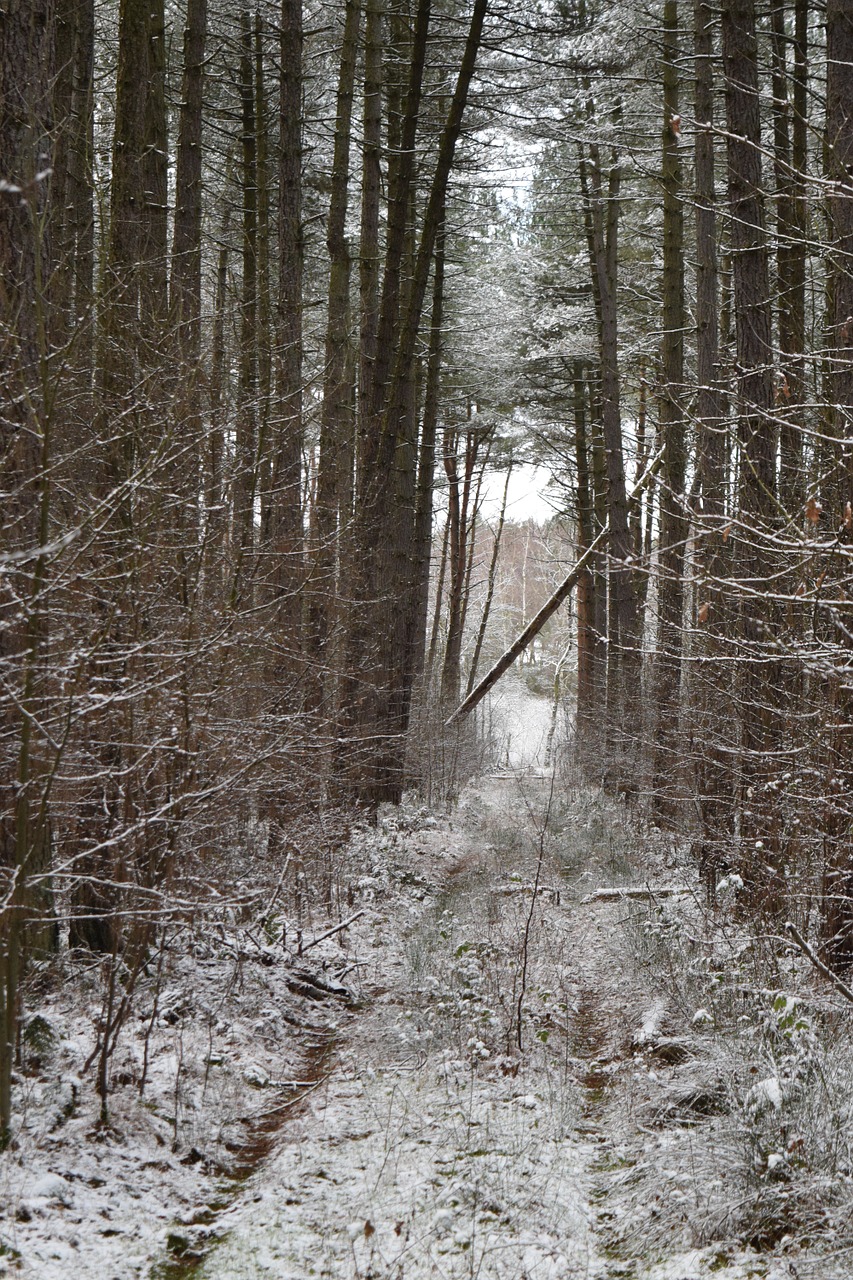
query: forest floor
2 684 853 1279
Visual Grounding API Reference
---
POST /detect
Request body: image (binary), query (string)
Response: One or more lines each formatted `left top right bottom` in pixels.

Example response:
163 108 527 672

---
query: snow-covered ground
3 693 853 1279
480 674 556 770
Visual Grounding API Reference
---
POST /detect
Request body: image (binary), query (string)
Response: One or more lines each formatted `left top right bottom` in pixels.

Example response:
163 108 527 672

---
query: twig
260 852 292 931
514 774 555 1051
785 921 853 1005
299 909 365 954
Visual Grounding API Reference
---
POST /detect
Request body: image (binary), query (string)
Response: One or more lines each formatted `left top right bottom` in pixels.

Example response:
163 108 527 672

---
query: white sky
479 462 560 525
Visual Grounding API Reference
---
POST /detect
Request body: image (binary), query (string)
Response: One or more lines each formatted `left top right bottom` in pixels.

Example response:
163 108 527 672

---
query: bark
579 129 637 748
0 0 55 1146
692 0 731 886
308 0 362 709
826 0 853 523
653 0 687 810
140 0 168 346
98 0 169 505
266 0 304 627
170 0 207 359
50 0 76 337
255 14 273 524
207 199 231 578
822 0 853 969
428 515 452 676
722 0 780 904
67 0 94 346
722 0 775 523
772 0 806 515
693 0 726 529
233 7 258 590
358 0 383 437
412 225 447 684
169 0 207 595
572 365 600 762
362 0 432 437
99 0 150 471
440 418 491 704
339 0 489 806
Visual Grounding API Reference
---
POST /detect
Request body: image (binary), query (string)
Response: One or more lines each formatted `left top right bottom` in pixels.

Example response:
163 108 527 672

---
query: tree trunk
572 365 599 765
140 0 168 350
692 0 731 889
338 0 489 806
467 459 512 696
233 7 258 597
722 0 776 524
772 0 805 516
266 0 304 635
0 0 55 1146
653 0 687 812
308 0 362 712
821 0 853 969
580 129 636 760
171 0 206 361
721 0 779 902
411 224 447 685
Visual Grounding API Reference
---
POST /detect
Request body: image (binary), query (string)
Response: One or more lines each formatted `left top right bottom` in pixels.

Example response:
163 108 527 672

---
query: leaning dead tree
446 448 665 728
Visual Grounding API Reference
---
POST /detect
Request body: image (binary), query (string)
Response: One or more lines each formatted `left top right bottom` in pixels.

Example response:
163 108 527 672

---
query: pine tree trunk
693 0 731 889
0 0 55 1146
467 458 512 696
339 0 488 806
573 365 599 767
772 0 805 516
266 0 304 636
233 8 258 595
721 0 779 902
309 0 362 712
653 0 687 812
581 132 637 762
411 226 447 686
171 0 207 360
821 0 853 969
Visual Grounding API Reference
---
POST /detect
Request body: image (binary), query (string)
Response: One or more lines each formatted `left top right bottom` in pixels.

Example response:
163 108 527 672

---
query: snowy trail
184 695 776 1280
197 985 601 1278
196 776 607 1280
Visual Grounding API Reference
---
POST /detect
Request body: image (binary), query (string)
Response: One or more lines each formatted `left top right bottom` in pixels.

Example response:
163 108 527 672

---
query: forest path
179 689 770 1280
186 747 750 1280
194 769 607 1279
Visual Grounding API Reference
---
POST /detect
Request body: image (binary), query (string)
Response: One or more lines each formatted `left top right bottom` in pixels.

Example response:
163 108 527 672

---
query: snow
748 1076 784 1113
634 998 667 1045
198 1048 597 1278
4 695 853 1279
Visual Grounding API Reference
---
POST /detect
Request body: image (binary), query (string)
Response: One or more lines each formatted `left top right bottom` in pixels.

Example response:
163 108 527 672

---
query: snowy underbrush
0 803 433 1278
605 882 853 1276
404 782 581 1077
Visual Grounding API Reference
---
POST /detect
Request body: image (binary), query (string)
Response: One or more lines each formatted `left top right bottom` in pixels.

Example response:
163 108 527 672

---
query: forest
3 0 853 1274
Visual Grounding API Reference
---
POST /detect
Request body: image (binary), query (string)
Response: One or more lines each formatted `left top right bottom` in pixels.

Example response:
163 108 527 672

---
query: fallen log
580 886 690 903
